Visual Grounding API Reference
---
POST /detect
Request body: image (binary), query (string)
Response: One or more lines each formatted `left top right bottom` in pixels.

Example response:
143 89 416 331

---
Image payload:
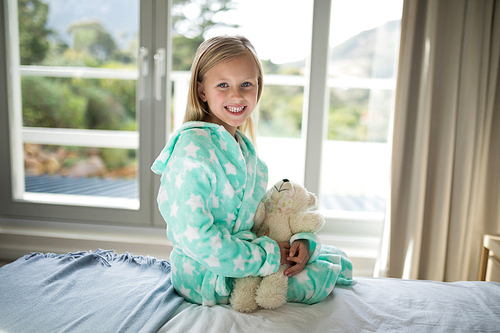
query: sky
204 0 404 64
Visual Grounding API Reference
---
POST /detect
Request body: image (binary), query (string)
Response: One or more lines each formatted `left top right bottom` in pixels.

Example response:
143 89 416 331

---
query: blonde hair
183 35 264 143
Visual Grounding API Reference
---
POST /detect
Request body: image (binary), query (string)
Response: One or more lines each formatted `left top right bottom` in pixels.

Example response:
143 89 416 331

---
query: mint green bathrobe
152 122 355 307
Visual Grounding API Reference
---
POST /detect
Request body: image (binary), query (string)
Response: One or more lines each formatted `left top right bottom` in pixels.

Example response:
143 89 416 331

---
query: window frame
0 0 400 276
0 0 170 227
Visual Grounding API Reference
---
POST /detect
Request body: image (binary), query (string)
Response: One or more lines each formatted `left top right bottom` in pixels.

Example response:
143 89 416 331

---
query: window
169 0 314 185
1 0 167 225
19 0 142 208
166 0 403 276
1 0 403 276
319 0 403 276
322 0 402 218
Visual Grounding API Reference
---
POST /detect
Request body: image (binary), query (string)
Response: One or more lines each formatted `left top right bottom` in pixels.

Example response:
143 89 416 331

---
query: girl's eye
241 82 251 87
218 83 228 88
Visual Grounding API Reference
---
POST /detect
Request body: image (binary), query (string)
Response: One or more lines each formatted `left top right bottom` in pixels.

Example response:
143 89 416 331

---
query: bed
1 249 499 332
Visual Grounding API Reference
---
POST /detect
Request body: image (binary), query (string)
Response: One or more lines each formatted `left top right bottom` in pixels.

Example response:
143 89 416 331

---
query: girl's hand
266 229 292 265
277 242 291 264
284 240 310 277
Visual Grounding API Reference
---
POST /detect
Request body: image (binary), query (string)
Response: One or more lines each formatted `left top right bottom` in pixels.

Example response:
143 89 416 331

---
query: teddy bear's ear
308 192 318 208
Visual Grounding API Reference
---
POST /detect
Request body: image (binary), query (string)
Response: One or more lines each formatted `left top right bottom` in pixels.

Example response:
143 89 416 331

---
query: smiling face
197 52 259 137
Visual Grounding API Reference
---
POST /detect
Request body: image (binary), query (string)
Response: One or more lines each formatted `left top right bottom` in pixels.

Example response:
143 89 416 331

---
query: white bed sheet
159 277 500 332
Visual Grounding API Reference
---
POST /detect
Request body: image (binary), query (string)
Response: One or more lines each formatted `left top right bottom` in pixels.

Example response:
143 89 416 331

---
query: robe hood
151 121 251 175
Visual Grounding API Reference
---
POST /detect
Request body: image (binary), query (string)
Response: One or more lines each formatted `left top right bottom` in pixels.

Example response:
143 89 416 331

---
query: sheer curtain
378 0 500 281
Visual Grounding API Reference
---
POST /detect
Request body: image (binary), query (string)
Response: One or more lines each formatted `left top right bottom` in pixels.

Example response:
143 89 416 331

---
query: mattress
1 249 499 332
160 276 500 332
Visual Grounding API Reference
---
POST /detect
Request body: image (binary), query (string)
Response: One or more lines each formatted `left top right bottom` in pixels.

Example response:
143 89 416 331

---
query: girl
152 35 354 308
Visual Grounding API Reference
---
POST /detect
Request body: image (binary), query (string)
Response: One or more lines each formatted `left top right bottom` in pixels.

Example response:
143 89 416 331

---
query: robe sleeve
289 232 322 263
158 155 280 278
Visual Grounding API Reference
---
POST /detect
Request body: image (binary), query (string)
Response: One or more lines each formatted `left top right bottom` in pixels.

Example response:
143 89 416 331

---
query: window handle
154 48 166 101
138 46 149 101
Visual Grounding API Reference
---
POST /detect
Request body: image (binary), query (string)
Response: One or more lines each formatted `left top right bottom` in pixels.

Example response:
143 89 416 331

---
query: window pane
21 77 137 131
321 0 403 215
170 0 313 185
19 0 139 68
24 144 137 199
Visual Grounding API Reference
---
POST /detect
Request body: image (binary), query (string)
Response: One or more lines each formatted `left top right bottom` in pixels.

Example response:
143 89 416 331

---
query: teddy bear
230 179 325 313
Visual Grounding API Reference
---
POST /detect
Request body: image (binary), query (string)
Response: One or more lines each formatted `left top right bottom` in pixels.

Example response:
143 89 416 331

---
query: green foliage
17 0 136 132
327 88 391 142
100 148 129 170
258 85 303 138
171 0 239 70
172 35 204 71
172 0 238 37
96 67 137 126
21 76 86 128
61 155 80 169
67 20 117 66
327 89 369 141
81 85 128 130
18 0 51 65
21 76 136 131
261 60 281 75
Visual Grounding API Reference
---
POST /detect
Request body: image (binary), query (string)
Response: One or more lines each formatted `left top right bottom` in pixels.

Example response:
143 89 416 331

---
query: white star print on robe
170 201 178 217
186 194 203 212
183 141 200 158
233 255 247 271
223 162 236 175
175 173 184 189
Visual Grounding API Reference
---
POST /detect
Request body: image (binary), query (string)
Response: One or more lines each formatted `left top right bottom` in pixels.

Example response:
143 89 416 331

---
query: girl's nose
230 87 244 100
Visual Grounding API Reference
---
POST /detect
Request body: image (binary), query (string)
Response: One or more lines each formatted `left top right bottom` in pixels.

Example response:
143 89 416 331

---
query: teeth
226 106 245 113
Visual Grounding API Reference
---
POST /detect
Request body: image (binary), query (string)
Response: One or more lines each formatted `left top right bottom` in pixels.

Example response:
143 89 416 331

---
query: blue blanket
0 249 184 333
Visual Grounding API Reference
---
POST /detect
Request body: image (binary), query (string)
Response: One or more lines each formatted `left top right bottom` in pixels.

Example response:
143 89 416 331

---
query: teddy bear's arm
289 211 325 235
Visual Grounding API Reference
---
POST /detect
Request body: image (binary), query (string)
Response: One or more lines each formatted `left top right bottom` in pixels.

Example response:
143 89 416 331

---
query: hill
329 20 401 78
274 19 401 78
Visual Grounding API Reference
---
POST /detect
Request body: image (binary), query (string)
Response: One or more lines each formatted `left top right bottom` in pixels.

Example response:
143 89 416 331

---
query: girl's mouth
225 105 246 113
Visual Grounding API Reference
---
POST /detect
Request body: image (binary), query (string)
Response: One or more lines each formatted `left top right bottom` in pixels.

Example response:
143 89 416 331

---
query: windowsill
0 217 171 262
20 192 140 210
0 217 379 277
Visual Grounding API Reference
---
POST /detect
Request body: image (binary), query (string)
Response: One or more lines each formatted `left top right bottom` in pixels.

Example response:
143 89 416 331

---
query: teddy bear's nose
282 179 289 183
